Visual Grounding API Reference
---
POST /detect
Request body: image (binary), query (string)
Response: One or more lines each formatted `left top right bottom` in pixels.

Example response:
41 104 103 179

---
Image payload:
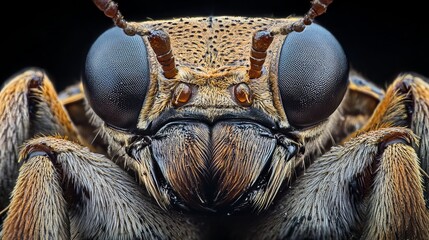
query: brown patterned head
85 0 349 213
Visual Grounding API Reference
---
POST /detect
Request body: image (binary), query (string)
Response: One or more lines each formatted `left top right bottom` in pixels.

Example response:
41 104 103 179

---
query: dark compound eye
83 27 150 130
277 23 349 128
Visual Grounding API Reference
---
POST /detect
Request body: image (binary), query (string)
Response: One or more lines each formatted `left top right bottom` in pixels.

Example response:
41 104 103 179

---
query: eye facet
83 27 150 130
277 23 349 128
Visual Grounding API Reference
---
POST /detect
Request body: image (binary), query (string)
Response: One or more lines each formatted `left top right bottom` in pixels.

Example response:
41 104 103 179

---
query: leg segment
363 136 429 239
244 73 429 239
345 73 429 238
403 74 429 203
357 73 429 205
0 68 78 212
2 137 202 239
2 146 69 239
244 127 429 239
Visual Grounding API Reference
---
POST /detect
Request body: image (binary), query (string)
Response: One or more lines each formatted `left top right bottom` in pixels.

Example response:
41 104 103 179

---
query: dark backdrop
2 0 427 91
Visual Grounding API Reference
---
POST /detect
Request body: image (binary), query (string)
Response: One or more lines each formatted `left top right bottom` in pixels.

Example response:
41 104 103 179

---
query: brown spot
172 83 192 107
233 83 252 107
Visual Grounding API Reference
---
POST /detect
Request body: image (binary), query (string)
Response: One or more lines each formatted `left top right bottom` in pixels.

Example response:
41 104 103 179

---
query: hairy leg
245 127 428 239
2 136 202 239
402 74 429 204
0 68 78 213
357 73 429 204
244 73 429 239
354 73 429 238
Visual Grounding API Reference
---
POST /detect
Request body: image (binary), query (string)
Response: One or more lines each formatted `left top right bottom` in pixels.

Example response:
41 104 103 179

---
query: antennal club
92 0 179 79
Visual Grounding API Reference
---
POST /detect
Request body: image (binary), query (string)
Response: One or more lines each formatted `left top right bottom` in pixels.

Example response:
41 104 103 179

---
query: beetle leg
1 136 202 239
356 73 429 204
0 68 79 213
361 131 429 239
348 73 429 238
398 73 429 204
243 73 429 239
243 127 429 239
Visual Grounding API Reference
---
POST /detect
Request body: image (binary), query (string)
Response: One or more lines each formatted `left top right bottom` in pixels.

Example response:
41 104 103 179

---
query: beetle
1 0 429 239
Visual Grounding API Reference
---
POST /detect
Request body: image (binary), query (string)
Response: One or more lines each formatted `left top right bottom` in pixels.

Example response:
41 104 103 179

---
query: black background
2 0 427 91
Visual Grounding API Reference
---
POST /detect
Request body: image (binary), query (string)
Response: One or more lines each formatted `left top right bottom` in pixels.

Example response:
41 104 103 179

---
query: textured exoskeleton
1 0 429 239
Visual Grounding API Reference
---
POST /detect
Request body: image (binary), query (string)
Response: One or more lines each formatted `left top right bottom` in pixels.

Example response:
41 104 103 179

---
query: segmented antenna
249 31 274 79
92 0 178 79
274 0 334 35
249 0 334 79
148 30 179 79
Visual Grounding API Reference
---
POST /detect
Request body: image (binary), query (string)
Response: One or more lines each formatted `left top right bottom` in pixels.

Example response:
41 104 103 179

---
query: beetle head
82 0 348 213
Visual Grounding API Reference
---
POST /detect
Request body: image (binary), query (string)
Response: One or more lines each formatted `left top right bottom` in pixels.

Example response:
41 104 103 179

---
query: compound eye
83 27 150 130
277 23 349 128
